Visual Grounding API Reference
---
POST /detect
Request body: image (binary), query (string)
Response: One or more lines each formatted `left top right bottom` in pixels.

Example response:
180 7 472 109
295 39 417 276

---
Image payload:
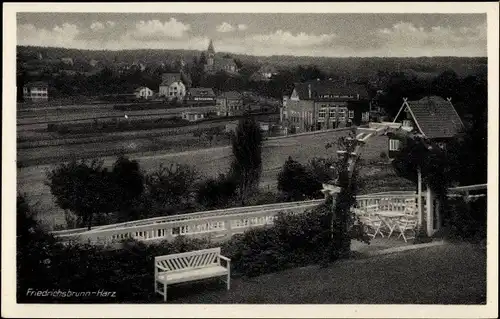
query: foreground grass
165 243 486 304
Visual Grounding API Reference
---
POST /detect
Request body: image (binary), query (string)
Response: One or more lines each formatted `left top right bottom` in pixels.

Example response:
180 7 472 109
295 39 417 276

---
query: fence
54 192 421 245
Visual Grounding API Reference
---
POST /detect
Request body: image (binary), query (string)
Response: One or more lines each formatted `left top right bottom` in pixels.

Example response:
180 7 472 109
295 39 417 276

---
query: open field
17 129 411 229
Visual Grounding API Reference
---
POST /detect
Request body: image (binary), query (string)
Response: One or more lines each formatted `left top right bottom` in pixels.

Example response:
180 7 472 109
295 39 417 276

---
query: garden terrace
54 191 424 245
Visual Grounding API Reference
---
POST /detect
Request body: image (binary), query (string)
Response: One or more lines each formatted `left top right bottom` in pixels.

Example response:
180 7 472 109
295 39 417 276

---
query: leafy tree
390 132 452 197
196 174 238 209
308 157 337 184
144 163 200 211
277 157 322 201
110 156 145 218
46 159 116 230
327 133 363 261
447 109 487 186
234 58 243 69
432 69 460 102
230 118 263 205
295 65 326 82
379 72 428 118
389 130 453 240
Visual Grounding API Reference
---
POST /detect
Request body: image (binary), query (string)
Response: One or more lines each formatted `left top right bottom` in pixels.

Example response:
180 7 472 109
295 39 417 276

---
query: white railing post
426 188 434 236
417 168 423 226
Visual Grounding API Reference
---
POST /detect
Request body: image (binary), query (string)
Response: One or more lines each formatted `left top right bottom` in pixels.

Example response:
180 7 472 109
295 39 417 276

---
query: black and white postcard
2 2 499 318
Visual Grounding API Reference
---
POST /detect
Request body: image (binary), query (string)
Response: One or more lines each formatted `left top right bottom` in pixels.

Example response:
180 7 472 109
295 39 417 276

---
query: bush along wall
18 197 368 303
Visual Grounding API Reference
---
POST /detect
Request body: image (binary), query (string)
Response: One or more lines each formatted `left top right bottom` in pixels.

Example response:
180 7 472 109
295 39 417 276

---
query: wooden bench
154 247 231 302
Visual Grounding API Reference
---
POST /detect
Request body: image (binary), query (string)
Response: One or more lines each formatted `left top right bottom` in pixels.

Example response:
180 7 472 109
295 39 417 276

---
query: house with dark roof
185 87 216 106
387 96 465 158
216 91 245 116
282 80 371 133
23 81 49 102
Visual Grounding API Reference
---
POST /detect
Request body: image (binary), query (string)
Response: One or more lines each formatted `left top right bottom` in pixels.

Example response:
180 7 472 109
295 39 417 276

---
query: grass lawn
164 242 486 304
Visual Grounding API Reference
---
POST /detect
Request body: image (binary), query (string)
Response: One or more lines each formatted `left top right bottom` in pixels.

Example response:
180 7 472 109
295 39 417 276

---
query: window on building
389 139 400 151
338 109 346 121
348 110 355 119
319 109 326 118
329 109 336 118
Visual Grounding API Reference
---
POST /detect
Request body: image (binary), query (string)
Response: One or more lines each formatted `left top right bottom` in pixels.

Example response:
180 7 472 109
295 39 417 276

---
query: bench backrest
155 247 221 273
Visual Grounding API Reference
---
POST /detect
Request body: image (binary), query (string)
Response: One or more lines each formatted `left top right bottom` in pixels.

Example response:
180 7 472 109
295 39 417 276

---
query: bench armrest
219 255 231 268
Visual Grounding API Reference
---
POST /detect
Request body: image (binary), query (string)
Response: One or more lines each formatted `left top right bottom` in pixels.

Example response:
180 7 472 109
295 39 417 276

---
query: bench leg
163 283 167 302
227 273 230 290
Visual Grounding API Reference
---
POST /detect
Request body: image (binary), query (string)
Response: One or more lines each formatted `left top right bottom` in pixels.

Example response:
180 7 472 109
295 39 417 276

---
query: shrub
277 157 324 201
221 204 333 277
144 163 200 210
380 151 388 160
244 191 279 206
195 174 238 209
444 197 486 242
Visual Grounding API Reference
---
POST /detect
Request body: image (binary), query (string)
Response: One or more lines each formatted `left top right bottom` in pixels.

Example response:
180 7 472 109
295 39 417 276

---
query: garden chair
358 205 385 239
403 199 419 218
396 216 418 243
379 198 392 211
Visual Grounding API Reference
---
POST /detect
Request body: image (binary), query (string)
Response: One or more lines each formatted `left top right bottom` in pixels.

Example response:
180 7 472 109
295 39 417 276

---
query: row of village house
23 77 464 158
22 78 249 118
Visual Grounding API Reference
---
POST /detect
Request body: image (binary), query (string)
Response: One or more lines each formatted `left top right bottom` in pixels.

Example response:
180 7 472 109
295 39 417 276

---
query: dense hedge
18 197 367 303
443 197 486 242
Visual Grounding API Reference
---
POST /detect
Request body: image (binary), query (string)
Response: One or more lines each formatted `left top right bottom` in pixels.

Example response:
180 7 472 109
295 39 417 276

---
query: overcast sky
17 13 487 57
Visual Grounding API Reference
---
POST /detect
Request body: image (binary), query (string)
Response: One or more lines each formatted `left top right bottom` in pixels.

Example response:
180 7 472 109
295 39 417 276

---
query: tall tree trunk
87 212 93 231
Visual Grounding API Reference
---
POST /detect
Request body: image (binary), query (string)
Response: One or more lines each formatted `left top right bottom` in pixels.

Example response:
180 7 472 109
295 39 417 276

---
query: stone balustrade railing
55 192 423 245
57 202 322 245
52 199 325 237
355 192 421 212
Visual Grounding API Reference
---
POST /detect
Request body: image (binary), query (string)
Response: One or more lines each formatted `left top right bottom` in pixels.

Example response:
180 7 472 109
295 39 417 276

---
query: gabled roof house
388 95 465 158
393 96 465 139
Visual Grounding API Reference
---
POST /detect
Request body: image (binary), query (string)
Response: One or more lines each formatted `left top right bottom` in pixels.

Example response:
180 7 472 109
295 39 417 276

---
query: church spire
207 39 215 54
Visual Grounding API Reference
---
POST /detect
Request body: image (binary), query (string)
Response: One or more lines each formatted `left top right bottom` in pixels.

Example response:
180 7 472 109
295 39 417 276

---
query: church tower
207 39 215 68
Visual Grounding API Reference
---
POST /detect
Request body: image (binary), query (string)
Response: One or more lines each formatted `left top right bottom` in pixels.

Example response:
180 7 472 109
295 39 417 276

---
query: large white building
159 73 188 101
23 81 49 102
